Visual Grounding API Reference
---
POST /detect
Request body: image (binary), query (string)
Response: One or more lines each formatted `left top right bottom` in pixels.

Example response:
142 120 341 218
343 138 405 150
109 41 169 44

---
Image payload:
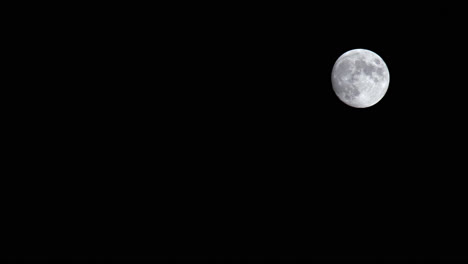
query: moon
331 49 390 108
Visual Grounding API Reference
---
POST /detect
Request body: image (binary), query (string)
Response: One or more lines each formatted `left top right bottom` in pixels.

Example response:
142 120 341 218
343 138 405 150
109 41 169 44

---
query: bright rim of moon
331 49 390 108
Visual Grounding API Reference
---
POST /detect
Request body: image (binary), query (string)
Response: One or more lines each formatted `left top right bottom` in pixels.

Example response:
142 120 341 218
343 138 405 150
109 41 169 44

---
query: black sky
5 2 467 262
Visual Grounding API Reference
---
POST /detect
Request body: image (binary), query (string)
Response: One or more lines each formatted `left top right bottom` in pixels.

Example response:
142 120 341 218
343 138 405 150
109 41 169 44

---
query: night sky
5 2 467 263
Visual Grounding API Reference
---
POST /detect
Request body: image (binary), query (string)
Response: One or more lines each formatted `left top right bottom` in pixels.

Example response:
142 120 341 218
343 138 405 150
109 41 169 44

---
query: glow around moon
331 49 390 108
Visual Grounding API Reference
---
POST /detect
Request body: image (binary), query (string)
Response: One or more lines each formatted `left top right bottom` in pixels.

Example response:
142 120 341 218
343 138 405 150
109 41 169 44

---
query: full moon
331 49 390 108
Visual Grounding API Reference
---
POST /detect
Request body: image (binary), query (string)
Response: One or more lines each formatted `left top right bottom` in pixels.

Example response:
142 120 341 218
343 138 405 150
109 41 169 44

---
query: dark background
4 2 467 262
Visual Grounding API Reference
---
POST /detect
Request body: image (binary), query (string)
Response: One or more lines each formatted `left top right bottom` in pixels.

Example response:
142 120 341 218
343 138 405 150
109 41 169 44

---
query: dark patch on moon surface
335 60 352 78
372 68 385 82
362 64 376 76
355 59 377 76
376 68 383 76
344 82 360 99
351 87 360 96
355 60 366 69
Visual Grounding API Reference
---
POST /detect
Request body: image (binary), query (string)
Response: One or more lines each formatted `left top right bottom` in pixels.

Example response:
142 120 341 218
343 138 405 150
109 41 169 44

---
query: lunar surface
331 49 390 108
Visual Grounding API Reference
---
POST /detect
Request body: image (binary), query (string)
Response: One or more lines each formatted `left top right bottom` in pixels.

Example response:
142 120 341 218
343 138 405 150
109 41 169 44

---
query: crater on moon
331 49 390 108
